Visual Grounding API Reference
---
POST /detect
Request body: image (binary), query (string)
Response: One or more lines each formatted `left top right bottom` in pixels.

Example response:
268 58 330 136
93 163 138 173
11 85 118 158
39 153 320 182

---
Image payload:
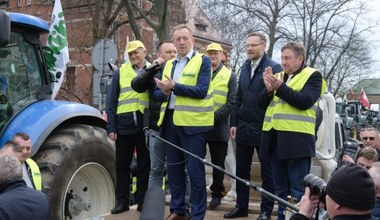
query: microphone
145 62 161 71
139 186 166 220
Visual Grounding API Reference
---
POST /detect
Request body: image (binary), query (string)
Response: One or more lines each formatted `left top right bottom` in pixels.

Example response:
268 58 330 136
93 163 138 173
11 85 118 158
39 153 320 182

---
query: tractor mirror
0 10 10 46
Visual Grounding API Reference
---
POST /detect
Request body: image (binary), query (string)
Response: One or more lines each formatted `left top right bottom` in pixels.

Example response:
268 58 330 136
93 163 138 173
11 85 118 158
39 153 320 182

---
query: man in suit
258 41 326 220
224 32 282 219
154 24 213 220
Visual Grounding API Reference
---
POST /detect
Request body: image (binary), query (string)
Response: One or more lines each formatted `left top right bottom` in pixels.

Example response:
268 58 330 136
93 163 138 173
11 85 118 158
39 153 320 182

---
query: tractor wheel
33 124 116 220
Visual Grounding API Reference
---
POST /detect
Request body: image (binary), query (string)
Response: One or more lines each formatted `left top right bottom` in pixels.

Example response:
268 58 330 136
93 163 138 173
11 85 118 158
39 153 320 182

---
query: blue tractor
0 11 115 219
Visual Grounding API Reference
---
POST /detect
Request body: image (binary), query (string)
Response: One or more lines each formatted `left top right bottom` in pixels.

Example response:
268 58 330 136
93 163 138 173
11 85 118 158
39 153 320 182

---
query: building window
17 0 22 6
26 0 31 5
195 23 207 32
0 1 9 8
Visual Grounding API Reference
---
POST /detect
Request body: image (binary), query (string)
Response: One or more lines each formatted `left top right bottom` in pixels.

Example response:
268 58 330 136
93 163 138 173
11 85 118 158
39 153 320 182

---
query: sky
366 0 380 78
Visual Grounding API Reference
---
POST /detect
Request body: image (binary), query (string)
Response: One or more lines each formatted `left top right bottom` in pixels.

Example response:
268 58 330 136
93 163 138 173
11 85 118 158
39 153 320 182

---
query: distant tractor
0 11 115 219
336 100 367 138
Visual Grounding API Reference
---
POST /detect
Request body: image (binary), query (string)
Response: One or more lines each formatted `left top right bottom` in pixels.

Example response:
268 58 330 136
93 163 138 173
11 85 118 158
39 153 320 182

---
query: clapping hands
263 67 283 93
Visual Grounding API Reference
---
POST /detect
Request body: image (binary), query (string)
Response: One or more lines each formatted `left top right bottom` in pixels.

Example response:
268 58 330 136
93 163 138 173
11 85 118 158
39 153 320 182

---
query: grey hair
0 154 23 183
281 41 306 60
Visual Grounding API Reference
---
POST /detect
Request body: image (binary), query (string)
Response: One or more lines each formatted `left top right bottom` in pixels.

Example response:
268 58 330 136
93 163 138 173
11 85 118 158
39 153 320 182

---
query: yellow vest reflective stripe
263 67 326 135
157 53 214 126
26 158 42 191
117 62 150 114
212 66 231 111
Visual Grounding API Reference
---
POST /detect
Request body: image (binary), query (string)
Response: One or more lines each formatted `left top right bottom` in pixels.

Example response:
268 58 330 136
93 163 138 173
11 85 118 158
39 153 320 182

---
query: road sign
91 39 117 72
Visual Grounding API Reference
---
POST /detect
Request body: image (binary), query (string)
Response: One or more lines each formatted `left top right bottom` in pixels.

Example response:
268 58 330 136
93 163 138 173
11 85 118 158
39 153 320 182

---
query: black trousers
207 140 228 198
236 143 275 214
115 131 150 205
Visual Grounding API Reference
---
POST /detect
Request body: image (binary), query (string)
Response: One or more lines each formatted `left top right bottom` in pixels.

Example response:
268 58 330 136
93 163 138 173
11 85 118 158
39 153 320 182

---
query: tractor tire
33 124 116 220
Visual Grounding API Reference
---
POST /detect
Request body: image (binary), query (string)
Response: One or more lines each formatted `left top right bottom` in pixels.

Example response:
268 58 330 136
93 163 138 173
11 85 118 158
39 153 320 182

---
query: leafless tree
199 0 291 76
282 0 377 97
198 0 378 97
126 0 171 42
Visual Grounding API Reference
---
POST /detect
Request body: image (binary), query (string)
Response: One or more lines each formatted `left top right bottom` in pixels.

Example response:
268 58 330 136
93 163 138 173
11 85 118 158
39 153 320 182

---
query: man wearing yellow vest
106 40 151 214
258 41 326 220
204 42 237 209
154 24 213 220
12 133 42 191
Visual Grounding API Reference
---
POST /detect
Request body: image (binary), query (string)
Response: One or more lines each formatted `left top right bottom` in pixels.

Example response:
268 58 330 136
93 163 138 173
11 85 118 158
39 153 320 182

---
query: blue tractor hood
0 100 106 156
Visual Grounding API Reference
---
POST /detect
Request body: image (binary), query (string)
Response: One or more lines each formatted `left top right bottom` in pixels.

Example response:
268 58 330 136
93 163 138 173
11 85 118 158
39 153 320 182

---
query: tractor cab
0 11 51 132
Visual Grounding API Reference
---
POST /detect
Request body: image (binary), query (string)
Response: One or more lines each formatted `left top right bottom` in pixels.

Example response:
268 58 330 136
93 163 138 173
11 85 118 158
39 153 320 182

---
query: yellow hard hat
126 40 145 53
205 42 223 52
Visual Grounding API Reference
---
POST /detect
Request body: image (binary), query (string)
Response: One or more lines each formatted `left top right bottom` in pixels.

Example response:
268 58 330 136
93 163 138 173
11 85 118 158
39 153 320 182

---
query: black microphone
139 186 166 220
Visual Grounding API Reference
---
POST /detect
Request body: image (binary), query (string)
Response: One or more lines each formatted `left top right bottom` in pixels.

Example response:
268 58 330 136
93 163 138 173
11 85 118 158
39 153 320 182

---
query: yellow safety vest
262 67 326 135
212 65 231 111
157 53 214 127
26 158 42 191
117 62 150 114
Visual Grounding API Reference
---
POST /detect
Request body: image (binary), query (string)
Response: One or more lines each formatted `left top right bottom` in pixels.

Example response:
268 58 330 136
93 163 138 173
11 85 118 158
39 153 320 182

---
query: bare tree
199 0 378 97
127 0 171 41
199 0 291 76
283 0 377 97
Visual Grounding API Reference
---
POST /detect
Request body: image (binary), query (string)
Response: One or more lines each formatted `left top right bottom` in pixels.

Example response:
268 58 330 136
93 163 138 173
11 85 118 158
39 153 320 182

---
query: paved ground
100 206 261 220
95 196 265 220
89 147 281 220
89 192 279 220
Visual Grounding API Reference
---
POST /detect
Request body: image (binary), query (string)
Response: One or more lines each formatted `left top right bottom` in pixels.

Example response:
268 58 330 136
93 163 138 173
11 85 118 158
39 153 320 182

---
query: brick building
1 0 232 107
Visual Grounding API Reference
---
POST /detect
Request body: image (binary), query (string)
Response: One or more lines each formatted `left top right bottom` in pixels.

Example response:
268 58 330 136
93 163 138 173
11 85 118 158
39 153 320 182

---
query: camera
337 138 363 168
304 174 327 203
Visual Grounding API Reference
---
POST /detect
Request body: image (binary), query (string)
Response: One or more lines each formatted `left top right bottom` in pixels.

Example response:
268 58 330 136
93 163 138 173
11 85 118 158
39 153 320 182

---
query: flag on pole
44 0 69 100
348 88 355 100
359 88 370 108
124 36 129 63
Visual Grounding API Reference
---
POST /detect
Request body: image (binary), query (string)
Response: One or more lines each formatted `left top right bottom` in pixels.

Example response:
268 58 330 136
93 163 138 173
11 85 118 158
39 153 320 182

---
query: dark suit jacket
258 67 323 159
230 53 282 146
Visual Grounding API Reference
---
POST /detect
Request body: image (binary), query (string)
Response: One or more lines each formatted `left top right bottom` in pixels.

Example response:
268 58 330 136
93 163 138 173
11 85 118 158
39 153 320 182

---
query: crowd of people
2 23 380 220
105 23 380 220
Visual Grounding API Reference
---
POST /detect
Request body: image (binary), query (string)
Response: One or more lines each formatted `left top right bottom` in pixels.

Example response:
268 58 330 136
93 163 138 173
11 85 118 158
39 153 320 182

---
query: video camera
336 138 363 168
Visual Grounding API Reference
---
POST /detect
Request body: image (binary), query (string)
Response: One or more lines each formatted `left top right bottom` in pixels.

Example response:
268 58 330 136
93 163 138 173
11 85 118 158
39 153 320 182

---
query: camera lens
303 174 326 196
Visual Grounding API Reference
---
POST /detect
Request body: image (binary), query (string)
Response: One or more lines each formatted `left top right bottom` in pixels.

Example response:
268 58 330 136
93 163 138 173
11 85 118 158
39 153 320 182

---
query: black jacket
0 179 50 220
230 53 282 146
131 66 162 131
258 67 323 159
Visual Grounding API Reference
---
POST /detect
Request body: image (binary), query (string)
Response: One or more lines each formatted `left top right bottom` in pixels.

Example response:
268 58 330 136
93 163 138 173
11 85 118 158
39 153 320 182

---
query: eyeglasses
246 42 265 48
362 137 376 141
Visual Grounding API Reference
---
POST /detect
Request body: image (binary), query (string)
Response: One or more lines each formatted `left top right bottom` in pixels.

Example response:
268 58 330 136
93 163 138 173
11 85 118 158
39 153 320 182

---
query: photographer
290 164 375 220
343 146 379 170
